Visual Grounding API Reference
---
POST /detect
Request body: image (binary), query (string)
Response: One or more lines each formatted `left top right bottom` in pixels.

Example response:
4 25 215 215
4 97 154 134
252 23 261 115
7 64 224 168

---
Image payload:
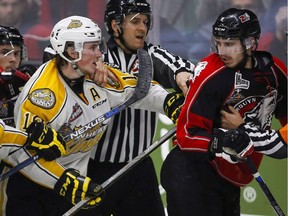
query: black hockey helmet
0 26 24 47
0 25 27 61
212 8 261 41
104 0 152 35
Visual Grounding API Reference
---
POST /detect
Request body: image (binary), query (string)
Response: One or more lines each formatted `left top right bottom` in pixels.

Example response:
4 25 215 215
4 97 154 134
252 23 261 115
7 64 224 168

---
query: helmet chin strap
115 28 137 54
60 52 85 76
71 62 85 76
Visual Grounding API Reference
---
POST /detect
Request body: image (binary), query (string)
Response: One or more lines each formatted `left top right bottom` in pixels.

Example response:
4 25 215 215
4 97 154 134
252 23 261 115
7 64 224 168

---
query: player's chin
133 40 145 49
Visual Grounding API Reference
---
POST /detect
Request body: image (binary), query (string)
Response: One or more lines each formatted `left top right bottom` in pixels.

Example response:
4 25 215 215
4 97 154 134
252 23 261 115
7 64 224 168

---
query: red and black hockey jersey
176 51 287 186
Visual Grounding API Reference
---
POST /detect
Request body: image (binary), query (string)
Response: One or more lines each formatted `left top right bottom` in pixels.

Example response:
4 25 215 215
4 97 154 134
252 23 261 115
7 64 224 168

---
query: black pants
5 171 73 216
161 146 240 216
77 156 165 216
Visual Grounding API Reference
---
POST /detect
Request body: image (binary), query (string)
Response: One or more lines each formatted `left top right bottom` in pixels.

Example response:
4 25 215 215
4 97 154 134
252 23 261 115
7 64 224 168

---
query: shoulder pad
254 51 274 68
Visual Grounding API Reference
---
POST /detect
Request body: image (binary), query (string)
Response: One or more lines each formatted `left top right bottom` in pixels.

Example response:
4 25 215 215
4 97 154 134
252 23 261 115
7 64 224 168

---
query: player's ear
66 46 78 60
111 20 121 36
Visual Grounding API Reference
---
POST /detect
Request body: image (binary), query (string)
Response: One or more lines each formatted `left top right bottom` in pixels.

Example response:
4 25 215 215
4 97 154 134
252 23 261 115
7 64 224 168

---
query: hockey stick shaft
64 48 152 143
63 127 176 216
0 49 152 182
246 157 285 216
0 154 39 181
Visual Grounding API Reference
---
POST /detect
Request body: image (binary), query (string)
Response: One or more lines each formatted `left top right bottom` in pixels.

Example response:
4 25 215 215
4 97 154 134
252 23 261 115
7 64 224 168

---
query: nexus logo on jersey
28 88 56 109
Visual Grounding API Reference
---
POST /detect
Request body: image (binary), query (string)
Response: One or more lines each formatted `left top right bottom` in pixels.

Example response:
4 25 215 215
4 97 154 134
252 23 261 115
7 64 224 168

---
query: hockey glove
208 128 253 163
18 64 37 77
54 169 104 208
164 92 185 124
0 66 33 99
26 121 66 161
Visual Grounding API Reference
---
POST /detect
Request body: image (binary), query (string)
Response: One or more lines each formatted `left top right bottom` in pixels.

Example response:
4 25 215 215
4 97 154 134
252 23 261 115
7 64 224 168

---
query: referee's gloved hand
26 121 66 161
163 92 185 124
54 169 104 209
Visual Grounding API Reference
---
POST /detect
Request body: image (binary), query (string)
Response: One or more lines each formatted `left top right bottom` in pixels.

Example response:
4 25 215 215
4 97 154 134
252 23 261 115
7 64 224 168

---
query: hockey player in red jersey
161 8 287 216
0 26 37 127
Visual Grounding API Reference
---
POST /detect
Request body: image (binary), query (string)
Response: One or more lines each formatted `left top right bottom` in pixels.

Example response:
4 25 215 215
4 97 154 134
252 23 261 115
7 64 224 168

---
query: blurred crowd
0 0 286 65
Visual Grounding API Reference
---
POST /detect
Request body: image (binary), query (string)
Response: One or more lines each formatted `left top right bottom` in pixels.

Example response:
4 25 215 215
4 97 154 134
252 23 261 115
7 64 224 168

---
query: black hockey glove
26 121 66 161
0 66 34 99
163 92 185 124
18 64 37 77
54 169 104 208
209 128 253 163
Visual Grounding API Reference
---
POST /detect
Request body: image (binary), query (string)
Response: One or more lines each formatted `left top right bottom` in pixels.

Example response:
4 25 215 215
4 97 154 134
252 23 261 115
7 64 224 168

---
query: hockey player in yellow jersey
3 15 184 216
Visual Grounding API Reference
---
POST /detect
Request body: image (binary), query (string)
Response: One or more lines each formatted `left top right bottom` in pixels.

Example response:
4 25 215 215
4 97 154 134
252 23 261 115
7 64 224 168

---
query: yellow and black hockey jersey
10 59 168 189
0 119 28 160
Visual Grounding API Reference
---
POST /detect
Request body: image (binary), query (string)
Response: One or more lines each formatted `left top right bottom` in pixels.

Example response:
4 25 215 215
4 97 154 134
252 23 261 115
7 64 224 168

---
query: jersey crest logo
242 90 277 130
235 72 250 89
28 88 56 109
69 103 83 122
226 72 250 104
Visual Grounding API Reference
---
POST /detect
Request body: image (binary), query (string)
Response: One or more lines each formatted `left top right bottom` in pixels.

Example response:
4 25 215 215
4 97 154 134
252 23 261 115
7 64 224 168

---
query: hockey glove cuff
164 92 185 124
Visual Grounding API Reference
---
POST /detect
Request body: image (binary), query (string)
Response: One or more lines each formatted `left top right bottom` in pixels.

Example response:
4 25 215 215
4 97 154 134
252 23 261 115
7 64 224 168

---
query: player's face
0 44 21 70
76 41 102 76
214 38 245 68
119 13 149 51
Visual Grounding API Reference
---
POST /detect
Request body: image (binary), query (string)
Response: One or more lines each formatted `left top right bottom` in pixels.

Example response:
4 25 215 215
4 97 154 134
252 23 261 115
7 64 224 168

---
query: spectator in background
149 0 197 60
0 0 50 63
186 0 229 63
43 0 107 38
25 0 108 62
268 0 287 64
0 0 37 33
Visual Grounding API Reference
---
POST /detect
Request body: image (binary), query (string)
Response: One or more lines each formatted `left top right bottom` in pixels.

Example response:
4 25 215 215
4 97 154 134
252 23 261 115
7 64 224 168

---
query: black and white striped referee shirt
90 38 194 163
